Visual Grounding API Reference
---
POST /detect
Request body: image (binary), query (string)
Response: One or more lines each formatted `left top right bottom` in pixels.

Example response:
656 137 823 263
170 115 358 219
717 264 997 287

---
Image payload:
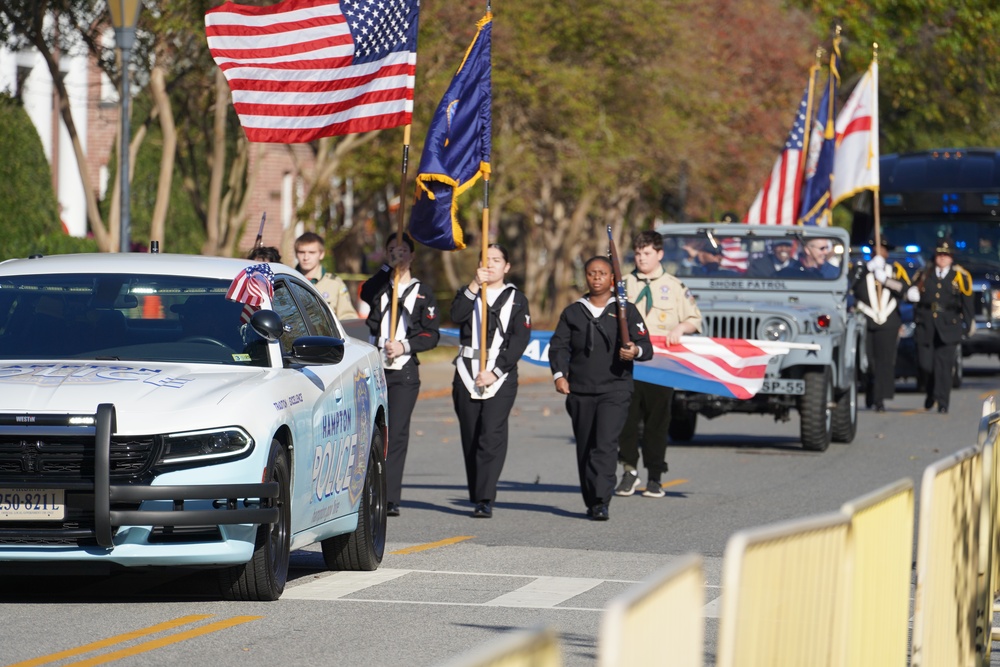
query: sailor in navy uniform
853 238 910 412
906 240 974 413
450 244 531 518
360 233 440 516
549 256 653 521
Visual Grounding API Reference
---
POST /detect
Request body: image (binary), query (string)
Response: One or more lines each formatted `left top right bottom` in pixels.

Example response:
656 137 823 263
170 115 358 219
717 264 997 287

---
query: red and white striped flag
832 59 878 206
744 69 818 225
205 0 419 143
641 336 791 400
227 263 275 308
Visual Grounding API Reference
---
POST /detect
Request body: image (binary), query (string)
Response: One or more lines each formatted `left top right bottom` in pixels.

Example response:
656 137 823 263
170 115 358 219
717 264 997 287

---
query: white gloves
866 255 886 272
906 285 921 302
873 267 887 283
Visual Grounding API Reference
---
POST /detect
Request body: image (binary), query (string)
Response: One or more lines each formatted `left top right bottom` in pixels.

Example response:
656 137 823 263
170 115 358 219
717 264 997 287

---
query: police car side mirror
250 309 284 341
290 336 346 365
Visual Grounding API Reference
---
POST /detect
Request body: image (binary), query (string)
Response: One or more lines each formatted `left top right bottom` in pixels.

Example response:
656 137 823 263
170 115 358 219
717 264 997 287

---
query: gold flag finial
873 42 879 62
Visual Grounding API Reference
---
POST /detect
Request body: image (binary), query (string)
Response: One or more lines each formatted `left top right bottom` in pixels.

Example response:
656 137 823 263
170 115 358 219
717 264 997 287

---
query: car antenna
150 240 160 254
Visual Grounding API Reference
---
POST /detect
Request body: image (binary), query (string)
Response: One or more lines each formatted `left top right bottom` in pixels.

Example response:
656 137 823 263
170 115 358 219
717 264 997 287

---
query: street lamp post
108 0 142 253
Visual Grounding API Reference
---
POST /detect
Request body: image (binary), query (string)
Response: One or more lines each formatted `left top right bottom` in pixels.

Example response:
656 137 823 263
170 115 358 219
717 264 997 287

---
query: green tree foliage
0 94 59 253
792 0 1000 151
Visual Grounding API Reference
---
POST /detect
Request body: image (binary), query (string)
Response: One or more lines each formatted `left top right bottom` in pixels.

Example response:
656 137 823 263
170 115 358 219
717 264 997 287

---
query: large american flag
205 0 419 143
439 328 791 400
744 72 816 226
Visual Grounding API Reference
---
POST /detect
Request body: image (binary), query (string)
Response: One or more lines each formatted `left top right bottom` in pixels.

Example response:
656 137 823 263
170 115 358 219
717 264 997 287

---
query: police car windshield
0 273 270 366
880 219 1000 268
662 235 846 280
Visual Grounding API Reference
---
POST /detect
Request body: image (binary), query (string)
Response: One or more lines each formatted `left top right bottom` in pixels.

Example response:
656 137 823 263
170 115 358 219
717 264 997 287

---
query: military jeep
654 223 866 451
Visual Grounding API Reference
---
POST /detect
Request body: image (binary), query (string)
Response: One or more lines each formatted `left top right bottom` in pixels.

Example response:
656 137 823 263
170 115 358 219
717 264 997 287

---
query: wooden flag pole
871 44 881 250
480 177 490 374
390 124 412 340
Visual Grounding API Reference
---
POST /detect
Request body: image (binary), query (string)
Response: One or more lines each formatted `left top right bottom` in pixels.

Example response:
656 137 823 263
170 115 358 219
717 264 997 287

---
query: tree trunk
149 64 176 249
203 68 229 255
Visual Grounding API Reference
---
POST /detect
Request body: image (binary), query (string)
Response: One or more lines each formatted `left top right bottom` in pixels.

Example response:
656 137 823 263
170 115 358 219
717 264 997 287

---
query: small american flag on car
226 263 275 321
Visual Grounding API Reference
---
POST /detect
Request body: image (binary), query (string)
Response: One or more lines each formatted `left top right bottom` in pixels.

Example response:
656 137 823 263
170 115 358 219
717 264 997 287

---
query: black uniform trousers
917 329 957 410
566 389 631 508
452 377 518 504
865 323 899 405
618 381 672 478
385 363 421 505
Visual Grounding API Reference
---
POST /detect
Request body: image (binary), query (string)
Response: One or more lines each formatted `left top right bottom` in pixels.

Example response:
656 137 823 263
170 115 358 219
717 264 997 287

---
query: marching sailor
450 244 531 518
360 233 440 516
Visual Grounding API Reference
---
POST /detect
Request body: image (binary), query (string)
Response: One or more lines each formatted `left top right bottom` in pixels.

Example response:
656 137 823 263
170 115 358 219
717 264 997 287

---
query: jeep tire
668 408 697 442
831 371 857 443
800 368 833 452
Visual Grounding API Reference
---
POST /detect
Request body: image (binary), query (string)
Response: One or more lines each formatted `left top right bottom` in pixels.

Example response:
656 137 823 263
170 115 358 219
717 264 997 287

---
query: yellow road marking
59 616 263 667
390 535 474 555
5 615 214 667
662 479 688 488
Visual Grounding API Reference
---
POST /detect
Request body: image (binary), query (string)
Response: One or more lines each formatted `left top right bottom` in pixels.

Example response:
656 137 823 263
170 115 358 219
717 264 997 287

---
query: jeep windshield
0 273 270 366
661 234 848 280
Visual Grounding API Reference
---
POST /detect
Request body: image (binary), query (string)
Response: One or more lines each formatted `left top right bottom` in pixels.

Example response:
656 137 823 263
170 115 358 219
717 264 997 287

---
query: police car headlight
760 318 791 342
159 427 253 464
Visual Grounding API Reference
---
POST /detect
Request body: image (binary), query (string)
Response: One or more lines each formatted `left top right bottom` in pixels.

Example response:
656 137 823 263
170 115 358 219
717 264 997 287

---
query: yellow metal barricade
437 627 562 667
716 511 850 667
598 553 704 667
976 396 1000 661
911 445 982 667
840 478 914 667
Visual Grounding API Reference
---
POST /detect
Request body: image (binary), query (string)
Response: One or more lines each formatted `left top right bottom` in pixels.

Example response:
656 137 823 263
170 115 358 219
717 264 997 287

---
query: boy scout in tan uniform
616 230 702 498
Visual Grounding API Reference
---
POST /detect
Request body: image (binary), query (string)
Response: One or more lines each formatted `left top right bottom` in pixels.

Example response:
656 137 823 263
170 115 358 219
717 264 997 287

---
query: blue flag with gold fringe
408 13 492 251
798 37 840 226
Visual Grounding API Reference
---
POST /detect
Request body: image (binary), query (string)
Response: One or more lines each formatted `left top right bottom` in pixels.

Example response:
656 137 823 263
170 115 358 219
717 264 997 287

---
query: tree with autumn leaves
1 0 998 322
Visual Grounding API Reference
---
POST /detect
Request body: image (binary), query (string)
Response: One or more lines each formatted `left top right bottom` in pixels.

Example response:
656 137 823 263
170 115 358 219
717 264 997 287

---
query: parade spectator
854 238 910 412
906 241 974 413
450 244 531 518
550 256 653 521
294 231 358 320
616 231 701 499
360 233 440 516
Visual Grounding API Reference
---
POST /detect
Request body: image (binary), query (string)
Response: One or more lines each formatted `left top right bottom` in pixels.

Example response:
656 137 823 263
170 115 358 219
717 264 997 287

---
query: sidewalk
415 347 553 400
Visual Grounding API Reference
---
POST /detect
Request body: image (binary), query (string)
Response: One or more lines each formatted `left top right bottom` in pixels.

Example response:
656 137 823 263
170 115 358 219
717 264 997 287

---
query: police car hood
0 361 269 433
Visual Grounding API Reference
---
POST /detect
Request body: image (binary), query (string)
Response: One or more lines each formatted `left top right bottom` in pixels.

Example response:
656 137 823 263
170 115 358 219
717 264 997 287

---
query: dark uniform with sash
549 298 652 516
361 265 440 512
852 244 910 411
450 283 531 515
910 242 974 413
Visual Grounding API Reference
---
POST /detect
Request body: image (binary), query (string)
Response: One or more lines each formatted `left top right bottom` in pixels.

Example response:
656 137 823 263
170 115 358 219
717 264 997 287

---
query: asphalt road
1 355 999 667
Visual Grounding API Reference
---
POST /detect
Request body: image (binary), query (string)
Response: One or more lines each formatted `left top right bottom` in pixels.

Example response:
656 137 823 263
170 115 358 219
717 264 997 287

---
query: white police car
0 253 388 600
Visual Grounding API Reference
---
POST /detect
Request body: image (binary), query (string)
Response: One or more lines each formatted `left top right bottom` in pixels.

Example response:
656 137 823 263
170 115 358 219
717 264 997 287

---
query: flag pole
390 124 412 339
478 0 492 375
871 44 881 250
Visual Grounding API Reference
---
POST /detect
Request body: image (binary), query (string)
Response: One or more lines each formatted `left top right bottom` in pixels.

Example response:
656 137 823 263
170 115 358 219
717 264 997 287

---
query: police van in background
851 149 1000 378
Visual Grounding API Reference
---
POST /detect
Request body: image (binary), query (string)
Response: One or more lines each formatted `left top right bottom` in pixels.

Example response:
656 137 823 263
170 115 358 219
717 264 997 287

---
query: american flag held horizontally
743 73 816 225
205 0 419 143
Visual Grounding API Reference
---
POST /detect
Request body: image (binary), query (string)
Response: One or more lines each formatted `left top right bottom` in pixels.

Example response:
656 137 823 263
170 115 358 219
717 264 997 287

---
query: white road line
483 576 603 608
282 568 409 600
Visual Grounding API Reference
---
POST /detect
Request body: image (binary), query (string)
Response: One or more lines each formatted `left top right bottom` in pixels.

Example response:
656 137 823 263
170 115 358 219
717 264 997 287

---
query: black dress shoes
590 504 609 521
924 397 935 410
472 501 492 518
938 406 948 414
874 403 885 412
386 502 400 517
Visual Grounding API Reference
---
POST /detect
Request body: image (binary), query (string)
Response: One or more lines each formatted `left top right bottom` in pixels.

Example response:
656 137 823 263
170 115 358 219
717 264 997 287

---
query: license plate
760 379 806 395
0 489 65 520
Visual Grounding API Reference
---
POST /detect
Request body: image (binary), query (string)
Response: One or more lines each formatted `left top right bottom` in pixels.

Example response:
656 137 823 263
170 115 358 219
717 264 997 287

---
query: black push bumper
0 404 278 548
